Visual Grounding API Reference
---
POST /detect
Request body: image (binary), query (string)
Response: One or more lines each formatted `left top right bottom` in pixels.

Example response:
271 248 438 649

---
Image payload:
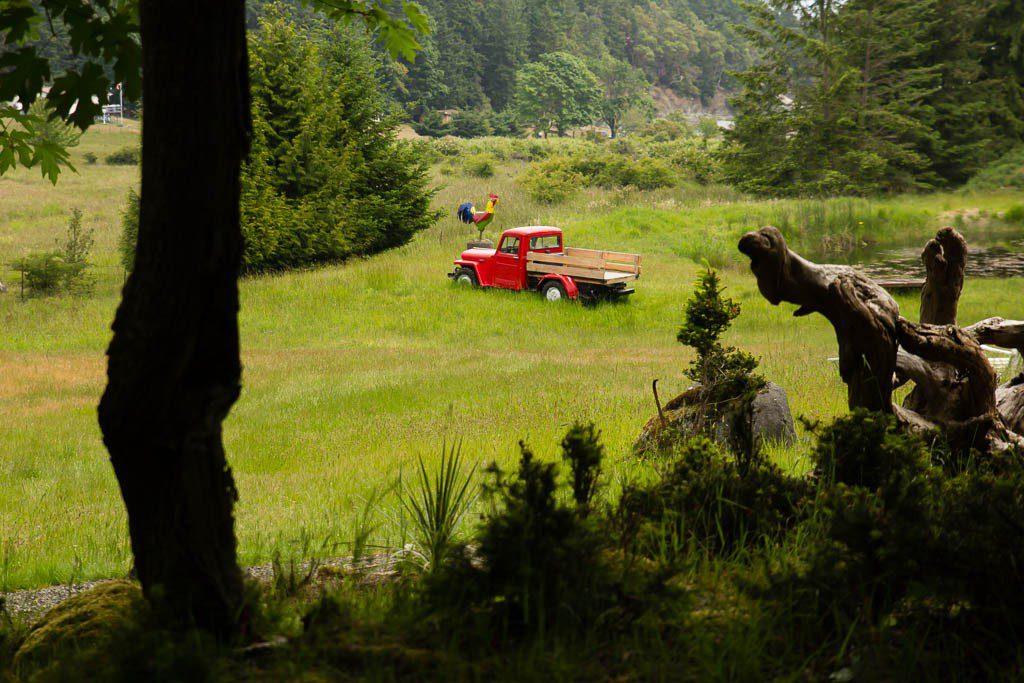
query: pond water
849 237 1024 280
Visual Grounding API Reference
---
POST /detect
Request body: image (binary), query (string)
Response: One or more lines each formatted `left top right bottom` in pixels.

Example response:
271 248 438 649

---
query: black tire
541 281 567 302
454 267 478 287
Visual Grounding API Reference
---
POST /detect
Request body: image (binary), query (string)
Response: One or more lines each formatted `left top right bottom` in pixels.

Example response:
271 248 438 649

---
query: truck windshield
499 237 520 254
529 235 561 251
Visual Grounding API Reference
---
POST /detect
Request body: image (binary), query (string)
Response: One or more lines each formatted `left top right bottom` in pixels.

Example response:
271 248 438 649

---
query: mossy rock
13 580 145 672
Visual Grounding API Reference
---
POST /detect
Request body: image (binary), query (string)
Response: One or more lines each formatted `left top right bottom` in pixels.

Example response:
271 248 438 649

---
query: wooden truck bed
526 247 642 285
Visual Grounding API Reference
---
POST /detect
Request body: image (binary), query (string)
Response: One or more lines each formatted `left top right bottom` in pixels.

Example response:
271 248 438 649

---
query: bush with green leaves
619 437 811 561
759 411 1024 673
12 208 94 295
462 153 495 178
516 157 583 204
119 189 140 271
422 423 661 642
447 109 493 138
104 146 140 165
964 146 1024 191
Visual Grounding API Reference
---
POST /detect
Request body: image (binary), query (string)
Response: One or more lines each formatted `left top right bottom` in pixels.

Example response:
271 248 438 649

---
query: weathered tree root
965 317 1024 434
738 225 1024 453
738 226 898 412
920 227 967 326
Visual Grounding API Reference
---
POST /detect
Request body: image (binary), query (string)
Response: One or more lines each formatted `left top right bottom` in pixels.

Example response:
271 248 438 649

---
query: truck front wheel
455 268 478 287
541 281 567 302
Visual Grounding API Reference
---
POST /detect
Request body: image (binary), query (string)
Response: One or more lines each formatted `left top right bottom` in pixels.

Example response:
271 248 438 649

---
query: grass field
2 127 1023 590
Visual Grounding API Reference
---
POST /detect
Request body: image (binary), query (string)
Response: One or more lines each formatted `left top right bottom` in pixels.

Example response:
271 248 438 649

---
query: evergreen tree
241 10 438 271
481 0 529 110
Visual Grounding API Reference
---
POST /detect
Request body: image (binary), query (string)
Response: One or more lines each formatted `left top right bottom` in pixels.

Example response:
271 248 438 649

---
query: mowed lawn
2 128 1023 590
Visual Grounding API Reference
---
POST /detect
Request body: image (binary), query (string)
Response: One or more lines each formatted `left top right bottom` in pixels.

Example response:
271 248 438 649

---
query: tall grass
1 127 1023 590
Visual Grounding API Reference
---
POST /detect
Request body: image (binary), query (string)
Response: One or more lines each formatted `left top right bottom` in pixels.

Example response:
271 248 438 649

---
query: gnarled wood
919 227 967 325
897 319 997 420
965 317 1024 355
965 317 1024 434
738 226 899 412
902 228 967 414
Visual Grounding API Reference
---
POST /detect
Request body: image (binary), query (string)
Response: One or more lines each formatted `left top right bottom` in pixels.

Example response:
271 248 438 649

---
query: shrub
12 209 94 295
448 109 493 138
638 116 692 142
605 157 676 190
809 410 931 490
423 424 660 642
1003 203 1024 224
105 146 140 165
119 189 140 271
963 145 1024 192
517 157 583 203
619 437 811 561
678 267 765 409
413 110 450 137
462 153 495 178
11 252 76 294
83 152 97 164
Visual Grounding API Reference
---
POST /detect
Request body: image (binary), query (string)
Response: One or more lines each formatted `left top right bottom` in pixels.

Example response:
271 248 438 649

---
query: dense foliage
512 52 601 137
239 10 440 272
391 0 750 118
723 0 1024 196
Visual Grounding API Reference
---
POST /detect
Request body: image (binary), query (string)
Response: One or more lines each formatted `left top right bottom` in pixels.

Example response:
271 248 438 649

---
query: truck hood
459 247 496 262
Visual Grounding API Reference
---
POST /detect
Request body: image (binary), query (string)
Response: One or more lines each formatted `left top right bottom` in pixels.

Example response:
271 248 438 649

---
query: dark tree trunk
97 0 250 635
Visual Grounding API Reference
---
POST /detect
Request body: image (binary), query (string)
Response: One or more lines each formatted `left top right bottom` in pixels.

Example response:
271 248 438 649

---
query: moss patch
12 580 144 673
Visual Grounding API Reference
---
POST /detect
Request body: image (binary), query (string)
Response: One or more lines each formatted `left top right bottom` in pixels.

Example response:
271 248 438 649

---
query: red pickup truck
448 226 641 302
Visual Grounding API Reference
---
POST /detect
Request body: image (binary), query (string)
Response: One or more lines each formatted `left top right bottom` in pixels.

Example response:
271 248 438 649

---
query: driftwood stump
738 226 899 413
902 227 967 415
738 225 1024 453
967 317 1024 435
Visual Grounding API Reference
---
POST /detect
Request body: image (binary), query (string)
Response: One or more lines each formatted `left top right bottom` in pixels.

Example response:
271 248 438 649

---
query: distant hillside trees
591 55 654 138
723 0 1024 196
396 0 751 115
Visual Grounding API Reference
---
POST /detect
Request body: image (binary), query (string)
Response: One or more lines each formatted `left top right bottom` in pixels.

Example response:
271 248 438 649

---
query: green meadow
2 127 1023 590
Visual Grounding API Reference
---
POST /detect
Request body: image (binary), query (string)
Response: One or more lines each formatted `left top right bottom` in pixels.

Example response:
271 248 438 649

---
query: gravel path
1 554 400 624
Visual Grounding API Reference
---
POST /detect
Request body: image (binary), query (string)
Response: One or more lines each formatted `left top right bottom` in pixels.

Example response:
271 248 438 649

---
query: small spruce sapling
677 267 765 423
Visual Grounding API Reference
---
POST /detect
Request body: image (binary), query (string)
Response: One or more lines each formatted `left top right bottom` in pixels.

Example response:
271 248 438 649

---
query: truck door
493 236 522 289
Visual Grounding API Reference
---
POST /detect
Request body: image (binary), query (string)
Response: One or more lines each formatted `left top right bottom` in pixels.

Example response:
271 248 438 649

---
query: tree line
723 0 1024 195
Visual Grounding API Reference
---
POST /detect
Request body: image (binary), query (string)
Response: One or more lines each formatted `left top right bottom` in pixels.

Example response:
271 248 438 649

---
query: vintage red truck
448 226 641 302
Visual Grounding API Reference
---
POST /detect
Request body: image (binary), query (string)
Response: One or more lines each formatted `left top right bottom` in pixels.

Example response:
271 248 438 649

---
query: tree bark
738 226 899 412
97 0 250 635
902 227 967 413
965 317 1024 434
919 227 967 326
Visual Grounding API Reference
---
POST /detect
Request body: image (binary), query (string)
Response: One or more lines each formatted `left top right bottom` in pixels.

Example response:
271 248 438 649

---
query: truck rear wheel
455 268 478 287
541 281 567 302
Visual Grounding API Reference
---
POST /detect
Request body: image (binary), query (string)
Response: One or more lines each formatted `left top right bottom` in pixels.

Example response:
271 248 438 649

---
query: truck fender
538 273 578 300
453 260 480 277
